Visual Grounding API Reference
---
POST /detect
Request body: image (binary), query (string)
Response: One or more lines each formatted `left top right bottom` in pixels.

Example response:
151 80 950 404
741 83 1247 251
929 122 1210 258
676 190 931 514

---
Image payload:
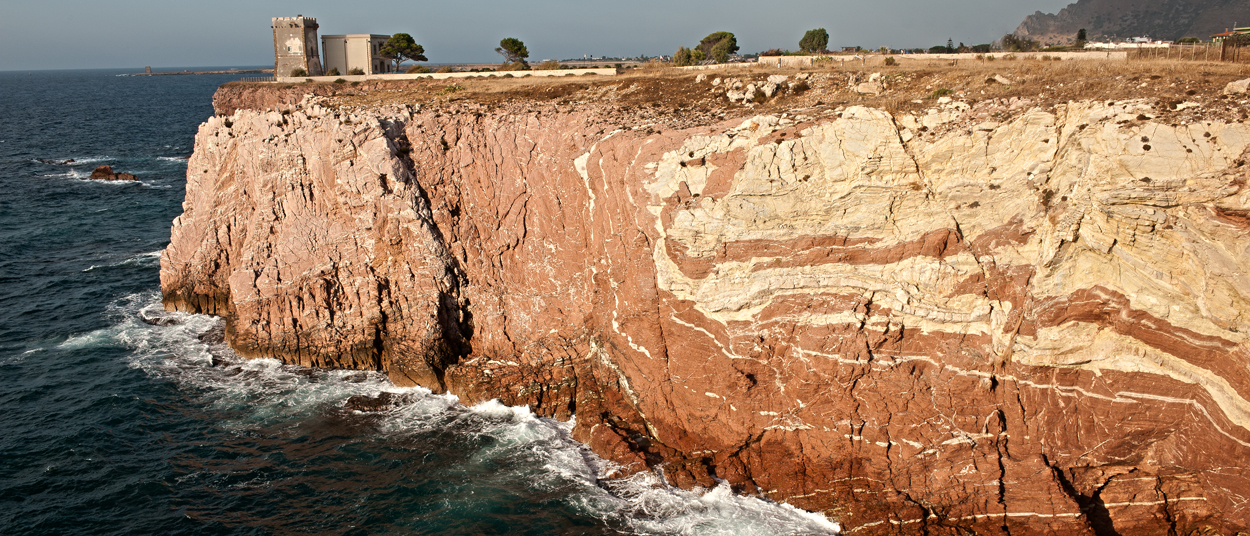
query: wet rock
138 307 183 326
88 165 137 181
344 391 417 412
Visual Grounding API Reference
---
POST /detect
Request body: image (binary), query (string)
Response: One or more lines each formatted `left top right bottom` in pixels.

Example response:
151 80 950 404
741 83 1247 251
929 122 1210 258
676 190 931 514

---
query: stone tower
272 16 323 77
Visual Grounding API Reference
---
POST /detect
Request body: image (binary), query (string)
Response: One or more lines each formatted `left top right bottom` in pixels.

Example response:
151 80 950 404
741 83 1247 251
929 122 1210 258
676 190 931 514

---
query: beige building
272 16 323 77
321 35 394 75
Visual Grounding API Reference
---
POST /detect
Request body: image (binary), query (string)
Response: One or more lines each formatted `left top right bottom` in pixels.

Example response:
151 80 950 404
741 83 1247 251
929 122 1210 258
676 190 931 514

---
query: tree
496 37 529 66
379 33 427 71
1177 37 1201 44
698 32 738 63
673 46 694 66
799 28 829 53
1001 33 1039 52
947 38 954 50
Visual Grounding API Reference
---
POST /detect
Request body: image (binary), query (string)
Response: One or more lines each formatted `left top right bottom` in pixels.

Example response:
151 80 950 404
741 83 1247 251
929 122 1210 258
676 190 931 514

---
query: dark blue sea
0 69 839 535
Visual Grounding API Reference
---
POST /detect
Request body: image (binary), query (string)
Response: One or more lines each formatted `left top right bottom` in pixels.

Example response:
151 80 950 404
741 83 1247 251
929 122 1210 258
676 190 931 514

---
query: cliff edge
163 67 1250 535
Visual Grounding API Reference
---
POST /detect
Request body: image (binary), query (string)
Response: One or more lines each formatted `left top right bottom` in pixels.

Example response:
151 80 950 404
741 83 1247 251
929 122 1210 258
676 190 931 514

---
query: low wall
673 63 758 72
908 51 1128 61
275 68 618 83
756 50 1128 68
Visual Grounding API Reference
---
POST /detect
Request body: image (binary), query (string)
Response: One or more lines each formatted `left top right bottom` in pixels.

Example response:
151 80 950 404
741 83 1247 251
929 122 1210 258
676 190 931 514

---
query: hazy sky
0 0 1076 71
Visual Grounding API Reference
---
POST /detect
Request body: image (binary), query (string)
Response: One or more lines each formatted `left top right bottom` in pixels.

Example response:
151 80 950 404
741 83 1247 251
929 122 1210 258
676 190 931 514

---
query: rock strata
163 86 1250 535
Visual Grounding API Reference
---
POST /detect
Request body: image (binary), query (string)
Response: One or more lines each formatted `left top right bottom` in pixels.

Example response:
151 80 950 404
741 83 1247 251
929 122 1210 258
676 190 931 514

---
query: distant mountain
1015 0 1250 45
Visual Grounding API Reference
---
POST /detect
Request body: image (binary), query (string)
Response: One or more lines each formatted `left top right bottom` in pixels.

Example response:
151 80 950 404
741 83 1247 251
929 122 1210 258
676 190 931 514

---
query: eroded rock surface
162 91 1250 534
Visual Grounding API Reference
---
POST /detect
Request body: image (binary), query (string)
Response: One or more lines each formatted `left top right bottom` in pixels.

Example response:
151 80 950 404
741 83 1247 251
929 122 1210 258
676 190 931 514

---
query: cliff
162 69 1250 535
1015 0 1250 44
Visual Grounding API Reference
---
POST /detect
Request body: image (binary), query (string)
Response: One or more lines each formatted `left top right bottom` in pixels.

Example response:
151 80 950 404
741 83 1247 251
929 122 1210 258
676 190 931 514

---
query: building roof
1211 27 1250 37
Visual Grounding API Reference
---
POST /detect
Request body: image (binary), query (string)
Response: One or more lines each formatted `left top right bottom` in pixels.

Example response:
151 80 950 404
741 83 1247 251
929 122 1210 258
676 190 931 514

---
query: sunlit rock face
163 91 1250 535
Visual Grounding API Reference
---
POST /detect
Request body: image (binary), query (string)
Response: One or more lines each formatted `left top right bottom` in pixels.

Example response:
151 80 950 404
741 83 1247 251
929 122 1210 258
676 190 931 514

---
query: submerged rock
88 165 137 181
343 392 417 412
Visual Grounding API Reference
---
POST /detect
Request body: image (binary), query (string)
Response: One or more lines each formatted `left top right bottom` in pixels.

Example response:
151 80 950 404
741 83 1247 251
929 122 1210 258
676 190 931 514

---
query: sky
0 0 1076 71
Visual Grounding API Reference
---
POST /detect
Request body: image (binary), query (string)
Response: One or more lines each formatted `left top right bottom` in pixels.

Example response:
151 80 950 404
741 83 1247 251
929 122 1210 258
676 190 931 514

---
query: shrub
928 88 953 99
333 78 346 83
290 68 307 77
497 61 530 71
535 60 561 70
884 56 896 66
325 67 340 76
436 84 463 95
348 67 365 75
436 65 453 73
407 65 431 73
1001 33 1039 52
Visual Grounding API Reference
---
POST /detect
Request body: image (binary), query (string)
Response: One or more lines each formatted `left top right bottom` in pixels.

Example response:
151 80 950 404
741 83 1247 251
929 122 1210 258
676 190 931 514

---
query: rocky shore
162 64 1250 535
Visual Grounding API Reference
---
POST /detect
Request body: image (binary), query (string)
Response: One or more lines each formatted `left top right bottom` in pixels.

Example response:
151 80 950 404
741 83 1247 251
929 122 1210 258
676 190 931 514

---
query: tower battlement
272 15 323 77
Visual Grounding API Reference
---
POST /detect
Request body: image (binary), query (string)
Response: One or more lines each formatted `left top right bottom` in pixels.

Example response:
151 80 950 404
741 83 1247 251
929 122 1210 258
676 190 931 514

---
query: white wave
40 169 90 180
93 292 841 535
456 404 841 535
80 250 163 272
157 156 190 162
67 156 114 164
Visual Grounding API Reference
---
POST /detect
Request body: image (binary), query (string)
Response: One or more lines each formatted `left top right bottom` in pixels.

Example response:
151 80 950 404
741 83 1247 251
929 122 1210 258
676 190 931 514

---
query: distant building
1211 27 1250 43
322 35 394 75
272 16 323 77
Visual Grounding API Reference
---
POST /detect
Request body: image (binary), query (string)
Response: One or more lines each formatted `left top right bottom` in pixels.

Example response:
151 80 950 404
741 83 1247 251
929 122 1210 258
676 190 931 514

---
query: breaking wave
72 292 841 535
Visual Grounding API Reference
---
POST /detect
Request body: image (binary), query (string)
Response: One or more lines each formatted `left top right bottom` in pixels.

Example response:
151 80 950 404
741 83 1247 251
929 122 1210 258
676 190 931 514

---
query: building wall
321 35 392 75
272 16 323 77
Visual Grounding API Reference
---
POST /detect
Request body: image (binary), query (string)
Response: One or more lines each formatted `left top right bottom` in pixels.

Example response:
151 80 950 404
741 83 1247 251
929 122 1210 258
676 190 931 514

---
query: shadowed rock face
1014 0 1250 45
162 92 1250 535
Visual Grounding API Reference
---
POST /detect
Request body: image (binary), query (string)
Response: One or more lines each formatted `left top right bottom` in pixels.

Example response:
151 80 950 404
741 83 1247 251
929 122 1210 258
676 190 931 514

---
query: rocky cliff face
163 82 1250 534
1015 0 1250 44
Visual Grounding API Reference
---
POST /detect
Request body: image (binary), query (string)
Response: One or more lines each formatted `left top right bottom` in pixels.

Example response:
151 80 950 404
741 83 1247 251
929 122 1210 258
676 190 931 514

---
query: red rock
161 87 1250 535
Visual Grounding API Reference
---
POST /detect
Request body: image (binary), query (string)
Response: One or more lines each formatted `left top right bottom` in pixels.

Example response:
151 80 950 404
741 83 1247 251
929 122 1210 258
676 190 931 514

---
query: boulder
1224 78 1250 95
89 165 137 181
762 82 779 98
855 81 884 95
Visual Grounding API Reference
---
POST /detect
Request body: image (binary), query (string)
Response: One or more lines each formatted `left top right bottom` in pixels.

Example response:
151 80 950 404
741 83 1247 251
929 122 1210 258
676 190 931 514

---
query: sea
0 68 840 535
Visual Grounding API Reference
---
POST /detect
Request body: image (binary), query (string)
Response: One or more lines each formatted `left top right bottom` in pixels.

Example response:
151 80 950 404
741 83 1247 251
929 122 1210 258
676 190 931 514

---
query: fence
1127 43 1249 63
239 76 275 83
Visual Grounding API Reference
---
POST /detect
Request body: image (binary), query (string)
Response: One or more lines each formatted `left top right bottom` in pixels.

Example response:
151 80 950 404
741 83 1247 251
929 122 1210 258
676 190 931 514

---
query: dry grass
222 59 1250 130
